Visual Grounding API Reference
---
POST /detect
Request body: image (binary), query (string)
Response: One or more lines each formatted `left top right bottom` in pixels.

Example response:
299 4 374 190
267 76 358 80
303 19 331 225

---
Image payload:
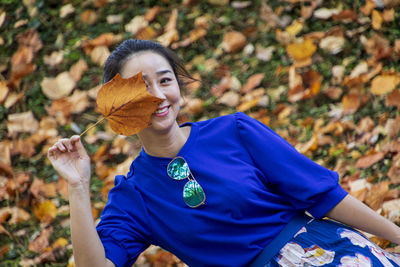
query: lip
153 105 170 117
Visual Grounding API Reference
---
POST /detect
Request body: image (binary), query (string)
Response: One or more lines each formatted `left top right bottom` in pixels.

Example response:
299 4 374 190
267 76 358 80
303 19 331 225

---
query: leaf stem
80 116 107 137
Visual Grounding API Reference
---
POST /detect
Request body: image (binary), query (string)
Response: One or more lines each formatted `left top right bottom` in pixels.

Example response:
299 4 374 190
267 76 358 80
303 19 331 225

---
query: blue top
96 112 348 267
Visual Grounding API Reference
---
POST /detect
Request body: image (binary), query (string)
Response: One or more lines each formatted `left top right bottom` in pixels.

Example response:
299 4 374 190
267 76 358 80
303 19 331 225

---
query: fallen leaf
383 8 395 22
313 8 339 19
185 98 203 115
217 91 240 107
125 15 148 35
0 207 30 224
7 111 39 136
81 33 120 55
319 36 345 54
144 6 161 22
69 59 88 82
360 0 376 16
106 14 123 24
372 10 383 30
41 72 76 99
43 51 64 66
237 97 260 112
90 45 110 66
95 72 163 136
241 73 265 94
342 93 361 115
80 9 97 25
385 89 400 108
355 152 385 169
28 227 53 253
332 10 357 23
365 181 389 210
157 9 179 47
221 31 247 53
59 4 74 18
286 38 316 61
33 200 57 224
370 74 400 95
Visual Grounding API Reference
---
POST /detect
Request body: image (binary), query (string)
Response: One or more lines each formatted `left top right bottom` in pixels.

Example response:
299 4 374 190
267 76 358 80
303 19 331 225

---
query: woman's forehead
121 51 173 78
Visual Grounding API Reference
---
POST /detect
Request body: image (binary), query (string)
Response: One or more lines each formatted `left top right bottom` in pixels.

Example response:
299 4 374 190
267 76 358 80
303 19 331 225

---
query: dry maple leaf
85 72 163 136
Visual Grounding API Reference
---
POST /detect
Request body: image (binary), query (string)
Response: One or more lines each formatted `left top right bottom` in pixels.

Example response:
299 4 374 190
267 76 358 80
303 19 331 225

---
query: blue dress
96 112 398 267
268 218 400 266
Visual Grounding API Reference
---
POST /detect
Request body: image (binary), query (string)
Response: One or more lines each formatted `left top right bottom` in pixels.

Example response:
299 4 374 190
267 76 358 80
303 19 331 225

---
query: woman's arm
325 194 400 245
48 136 116 267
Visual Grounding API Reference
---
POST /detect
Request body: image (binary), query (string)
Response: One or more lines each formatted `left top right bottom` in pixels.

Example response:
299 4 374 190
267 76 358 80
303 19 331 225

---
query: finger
70 135 88 157
56 142 67 152
48 146 59 160
60 138 73 152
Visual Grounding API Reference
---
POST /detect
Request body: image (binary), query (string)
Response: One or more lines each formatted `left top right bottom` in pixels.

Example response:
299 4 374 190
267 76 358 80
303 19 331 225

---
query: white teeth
155 106 168 114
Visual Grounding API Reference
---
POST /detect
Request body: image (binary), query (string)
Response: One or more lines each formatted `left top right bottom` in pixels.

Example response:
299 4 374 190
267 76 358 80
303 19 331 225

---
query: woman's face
120 51 181 133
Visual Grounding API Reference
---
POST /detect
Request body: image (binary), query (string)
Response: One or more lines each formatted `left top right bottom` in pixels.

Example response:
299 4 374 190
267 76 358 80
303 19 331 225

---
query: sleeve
96 175 150 267
235 112 348 219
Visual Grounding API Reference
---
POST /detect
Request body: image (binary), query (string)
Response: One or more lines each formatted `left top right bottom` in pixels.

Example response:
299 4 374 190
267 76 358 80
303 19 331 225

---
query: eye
160 78 172 84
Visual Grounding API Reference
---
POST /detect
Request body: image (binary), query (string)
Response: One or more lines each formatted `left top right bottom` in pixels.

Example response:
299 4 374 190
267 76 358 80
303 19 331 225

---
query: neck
137 122 190 158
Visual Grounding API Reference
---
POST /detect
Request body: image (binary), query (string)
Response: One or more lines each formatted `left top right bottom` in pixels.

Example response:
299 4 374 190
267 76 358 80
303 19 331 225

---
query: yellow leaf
237 97 260 112
95 72 164 136
285 19 303 36
33 200 57 224
52 237 68 249
370 74 400 95
372 10 383 30
286 39 316 61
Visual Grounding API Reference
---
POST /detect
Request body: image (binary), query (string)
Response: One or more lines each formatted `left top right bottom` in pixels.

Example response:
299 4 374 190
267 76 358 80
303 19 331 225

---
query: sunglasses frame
167 156 206 208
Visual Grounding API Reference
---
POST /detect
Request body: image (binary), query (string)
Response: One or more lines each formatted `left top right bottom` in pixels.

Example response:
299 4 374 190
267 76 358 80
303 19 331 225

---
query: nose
147 83 165 99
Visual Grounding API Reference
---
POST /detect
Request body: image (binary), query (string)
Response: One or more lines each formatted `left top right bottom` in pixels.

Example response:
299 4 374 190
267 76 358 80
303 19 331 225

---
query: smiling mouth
154 105 170 115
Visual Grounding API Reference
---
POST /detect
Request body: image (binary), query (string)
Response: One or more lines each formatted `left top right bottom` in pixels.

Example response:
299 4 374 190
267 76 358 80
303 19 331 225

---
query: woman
48 39 400 267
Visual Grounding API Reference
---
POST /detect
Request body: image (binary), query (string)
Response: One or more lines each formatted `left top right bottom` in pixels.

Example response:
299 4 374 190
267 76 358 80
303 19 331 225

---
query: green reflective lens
167 157 189 180
167 157 205 208
183 180 205 208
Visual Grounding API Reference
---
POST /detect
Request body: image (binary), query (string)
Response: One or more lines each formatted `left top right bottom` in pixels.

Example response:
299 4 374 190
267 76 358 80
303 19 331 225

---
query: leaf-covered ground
1 0 400 266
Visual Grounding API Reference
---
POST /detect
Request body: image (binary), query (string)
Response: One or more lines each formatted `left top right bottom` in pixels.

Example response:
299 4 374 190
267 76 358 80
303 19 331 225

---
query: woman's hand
48 135 91 188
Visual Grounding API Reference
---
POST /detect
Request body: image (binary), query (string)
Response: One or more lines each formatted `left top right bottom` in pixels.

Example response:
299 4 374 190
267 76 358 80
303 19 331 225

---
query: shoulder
190 112 252 130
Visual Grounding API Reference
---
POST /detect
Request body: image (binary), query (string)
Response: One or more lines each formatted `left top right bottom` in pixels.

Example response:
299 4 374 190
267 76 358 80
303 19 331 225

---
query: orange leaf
342 93 360 115
386 89 400 108
28 227 53 253
241 73 264 93
370 74 400 95
355 152 385 169
95 72 164 136
221 31 247 53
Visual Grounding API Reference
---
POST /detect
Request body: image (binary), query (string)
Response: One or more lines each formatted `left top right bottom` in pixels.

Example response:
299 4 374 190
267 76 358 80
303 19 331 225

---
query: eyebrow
142 70 172 78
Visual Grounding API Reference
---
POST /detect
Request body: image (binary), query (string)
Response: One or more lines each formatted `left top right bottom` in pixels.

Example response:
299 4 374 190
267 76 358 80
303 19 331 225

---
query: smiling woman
47 39 400 267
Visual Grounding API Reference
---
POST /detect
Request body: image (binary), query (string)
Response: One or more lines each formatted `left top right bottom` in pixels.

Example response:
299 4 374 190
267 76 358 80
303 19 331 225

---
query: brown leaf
81 33 120 55
221 31 247 53
80 9 97 25
363 34 392 63
332 10 357 23
237 97 260 112
324 86 342 100
43 51 64 66
385 89 400 108
96 72 164 136
144 6 161 22
7 111 39 136
360 0 376 15
383 8 395 22
0 207 30 224
241 73 264 94
28 227 53 253
211 75 231 97
125 16 148 35
90 45 110 66
355 152 385 169
365 181 389 210
342 93 361 115
69 59 88 82
186 98 204 115
41 72 76 99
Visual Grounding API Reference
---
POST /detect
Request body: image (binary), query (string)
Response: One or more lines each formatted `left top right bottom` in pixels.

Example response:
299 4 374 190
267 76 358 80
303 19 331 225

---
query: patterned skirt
266 218 400 266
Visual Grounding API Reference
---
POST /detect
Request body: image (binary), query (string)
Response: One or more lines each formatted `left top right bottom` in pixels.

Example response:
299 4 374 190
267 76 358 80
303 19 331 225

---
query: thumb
71 135 88 157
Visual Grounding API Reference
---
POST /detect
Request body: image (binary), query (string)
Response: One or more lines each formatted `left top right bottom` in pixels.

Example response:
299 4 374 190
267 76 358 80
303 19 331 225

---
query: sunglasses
167 156 206 208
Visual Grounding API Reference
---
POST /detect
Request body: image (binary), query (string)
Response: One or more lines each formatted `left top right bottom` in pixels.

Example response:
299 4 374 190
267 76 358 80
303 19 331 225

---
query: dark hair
103 39 196 89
